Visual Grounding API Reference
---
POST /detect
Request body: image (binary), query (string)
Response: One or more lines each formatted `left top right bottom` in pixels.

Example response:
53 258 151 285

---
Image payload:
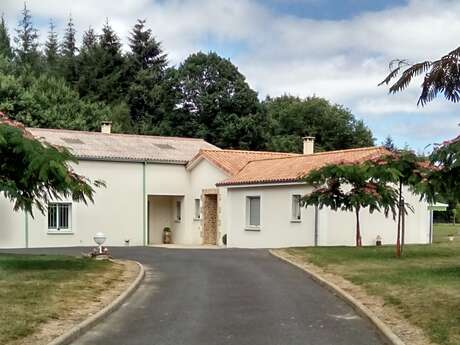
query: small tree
421 135 460 208
303 163 398 247
370 151 428 256
0 113 103 216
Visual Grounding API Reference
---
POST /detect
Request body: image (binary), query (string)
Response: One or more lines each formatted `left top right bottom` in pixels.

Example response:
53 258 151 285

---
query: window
176 200 182 222
48 203 71 231
247 196 261 228
292 195 302 221
194 199 201 219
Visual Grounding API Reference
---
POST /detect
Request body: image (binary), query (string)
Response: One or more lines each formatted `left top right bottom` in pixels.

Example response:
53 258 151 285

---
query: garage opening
148 195 184 245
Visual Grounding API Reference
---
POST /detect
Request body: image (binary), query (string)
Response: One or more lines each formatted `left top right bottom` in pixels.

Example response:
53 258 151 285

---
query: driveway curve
5 247 384 345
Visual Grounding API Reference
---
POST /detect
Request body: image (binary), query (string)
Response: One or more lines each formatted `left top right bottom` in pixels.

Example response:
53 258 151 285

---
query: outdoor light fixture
94 232 107 253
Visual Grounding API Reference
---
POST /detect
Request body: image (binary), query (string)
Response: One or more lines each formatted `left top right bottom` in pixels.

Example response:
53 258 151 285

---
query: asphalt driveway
3 247 385 345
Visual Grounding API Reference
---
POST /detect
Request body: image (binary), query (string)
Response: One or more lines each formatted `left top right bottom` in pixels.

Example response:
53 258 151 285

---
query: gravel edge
47 260 145 345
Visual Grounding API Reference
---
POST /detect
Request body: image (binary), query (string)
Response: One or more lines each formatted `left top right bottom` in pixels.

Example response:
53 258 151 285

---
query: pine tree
14 3 40 67
81 27 97 51
99 19 121 54
60 15 78 83
0 14 13 59
128 19 167 71
126 19 169 130
77 19 126 103
44 19 59 72
383 135 397 151
61 15 77 58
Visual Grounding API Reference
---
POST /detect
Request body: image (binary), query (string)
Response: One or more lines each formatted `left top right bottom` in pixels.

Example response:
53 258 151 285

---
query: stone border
270 250 405 345
47 260 145 345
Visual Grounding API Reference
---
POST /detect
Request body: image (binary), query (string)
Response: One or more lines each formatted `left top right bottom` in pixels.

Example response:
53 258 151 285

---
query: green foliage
77 20 126 104
44 20 59 75
304 163 398 217
60 15 78 84
168 51 263 148
125 19 168 131
369 150 428 256
14 4 40 69
382 135 397 151
0 14 13 59
0 121 102 215
424 137 460 204
2 7 378 151
0 72 112 130
264 95 374 152
380 47 460 106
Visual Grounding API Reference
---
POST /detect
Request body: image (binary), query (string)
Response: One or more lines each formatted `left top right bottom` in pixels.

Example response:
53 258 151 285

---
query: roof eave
76 155 188 165
217 178 305 187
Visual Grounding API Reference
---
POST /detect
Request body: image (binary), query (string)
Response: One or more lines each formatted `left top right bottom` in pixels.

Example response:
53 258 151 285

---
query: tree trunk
396 181 402 257
401 205 406 255
355 207 362 247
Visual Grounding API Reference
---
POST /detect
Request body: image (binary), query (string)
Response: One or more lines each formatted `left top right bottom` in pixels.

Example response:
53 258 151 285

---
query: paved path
4 247 384 345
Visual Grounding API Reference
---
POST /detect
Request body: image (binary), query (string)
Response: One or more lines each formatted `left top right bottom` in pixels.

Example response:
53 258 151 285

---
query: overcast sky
3 0 460 152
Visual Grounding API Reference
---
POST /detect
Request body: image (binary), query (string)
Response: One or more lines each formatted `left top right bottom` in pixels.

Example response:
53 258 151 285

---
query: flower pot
163 227 172 244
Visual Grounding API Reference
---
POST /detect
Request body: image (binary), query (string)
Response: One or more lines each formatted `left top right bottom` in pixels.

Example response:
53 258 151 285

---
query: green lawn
286 223 460 345
0 254 122 345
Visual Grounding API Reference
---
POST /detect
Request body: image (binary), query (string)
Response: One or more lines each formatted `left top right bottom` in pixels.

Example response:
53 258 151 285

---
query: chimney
101 121 112 134
303 136 315 155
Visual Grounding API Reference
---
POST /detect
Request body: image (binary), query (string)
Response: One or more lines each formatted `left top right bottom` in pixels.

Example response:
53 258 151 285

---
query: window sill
290 219 302 223
47 231 74 235
245 226 261 232
174 220 181 223
193 218 201 221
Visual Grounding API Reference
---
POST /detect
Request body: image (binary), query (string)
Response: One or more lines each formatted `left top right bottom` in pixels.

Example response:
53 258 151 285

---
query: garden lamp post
94 232 106 254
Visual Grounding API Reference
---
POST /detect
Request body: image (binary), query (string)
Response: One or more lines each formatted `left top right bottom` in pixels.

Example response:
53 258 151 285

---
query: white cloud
2 0 459 148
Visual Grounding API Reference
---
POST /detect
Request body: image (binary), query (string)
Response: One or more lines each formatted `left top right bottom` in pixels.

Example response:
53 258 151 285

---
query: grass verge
0 254 123 345
285 223 460 345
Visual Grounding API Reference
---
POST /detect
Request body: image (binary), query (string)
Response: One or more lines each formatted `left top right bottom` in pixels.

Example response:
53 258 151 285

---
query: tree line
0 4 374 152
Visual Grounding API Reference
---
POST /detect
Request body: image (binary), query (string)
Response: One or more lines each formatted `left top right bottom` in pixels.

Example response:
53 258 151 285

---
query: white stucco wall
226 184 316 248
226 184 430 248
0 198 26 248
0 160 145 248
0 154 431 249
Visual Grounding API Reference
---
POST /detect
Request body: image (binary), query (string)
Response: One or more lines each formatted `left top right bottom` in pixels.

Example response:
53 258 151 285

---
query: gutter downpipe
314 205 319 246
143 162 147 246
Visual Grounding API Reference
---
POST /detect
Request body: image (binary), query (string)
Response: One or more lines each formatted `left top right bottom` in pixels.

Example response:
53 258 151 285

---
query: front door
202 194 218 245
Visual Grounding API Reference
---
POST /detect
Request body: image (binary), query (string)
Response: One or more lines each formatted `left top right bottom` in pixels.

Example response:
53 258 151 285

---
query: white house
0 124 431 249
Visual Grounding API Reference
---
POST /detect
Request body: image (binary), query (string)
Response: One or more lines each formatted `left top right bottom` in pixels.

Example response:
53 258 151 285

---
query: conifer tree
126 19 169 130
0 14 13 59
14 3 40 68
44 19 59 72
81 26 97 51
128 19 166 71
61 15 78 83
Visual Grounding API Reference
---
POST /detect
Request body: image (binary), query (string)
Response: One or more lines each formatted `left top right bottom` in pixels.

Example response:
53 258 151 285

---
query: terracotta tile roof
187 149 300 175
217 146 389 186
28 128 218 164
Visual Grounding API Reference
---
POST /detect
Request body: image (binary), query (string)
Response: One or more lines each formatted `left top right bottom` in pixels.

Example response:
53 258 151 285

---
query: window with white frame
292 195 302 221
194 198 201 219
176 200 182 221
246 196 261 227
48 203 72 231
